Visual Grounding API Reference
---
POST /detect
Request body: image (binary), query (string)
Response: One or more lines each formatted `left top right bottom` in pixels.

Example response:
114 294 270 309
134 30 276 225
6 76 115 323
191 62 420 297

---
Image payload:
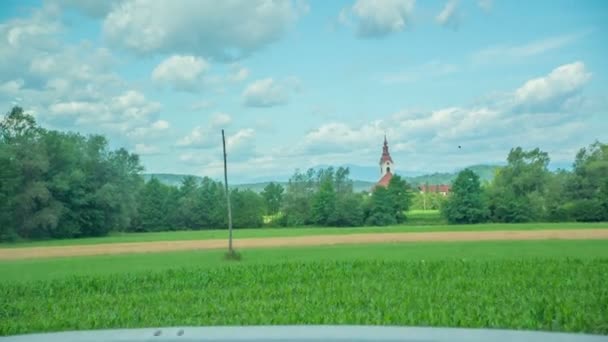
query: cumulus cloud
228 64 250 82
176 126 217 149
48 90 161 130
242 77 300 107
436 0 460 30
340 0 415 38
177 126 256 162
0 6 166 142
513 61 591 110
287 61 596 173
103 0 299 60
127 119 170 139
210 112 232 128
151 55 210 91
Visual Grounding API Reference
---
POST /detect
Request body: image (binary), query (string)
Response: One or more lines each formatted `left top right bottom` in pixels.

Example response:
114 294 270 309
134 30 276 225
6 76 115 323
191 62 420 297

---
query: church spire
379 135 394 178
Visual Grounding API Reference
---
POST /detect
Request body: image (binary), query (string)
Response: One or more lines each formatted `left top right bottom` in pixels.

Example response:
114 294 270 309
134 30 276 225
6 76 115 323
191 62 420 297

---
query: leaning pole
221 129 233 253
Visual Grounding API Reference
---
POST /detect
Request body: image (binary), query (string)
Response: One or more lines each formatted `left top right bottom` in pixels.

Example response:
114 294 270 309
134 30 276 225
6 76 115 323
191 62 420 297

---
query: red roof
376 172 393 187
419 184 451 193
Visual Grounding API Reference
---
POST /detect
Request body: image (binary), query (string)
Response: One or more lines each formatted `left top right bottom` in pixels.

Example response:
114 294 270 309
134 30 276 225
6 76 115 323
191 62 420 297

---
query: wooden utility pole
222 129 233 253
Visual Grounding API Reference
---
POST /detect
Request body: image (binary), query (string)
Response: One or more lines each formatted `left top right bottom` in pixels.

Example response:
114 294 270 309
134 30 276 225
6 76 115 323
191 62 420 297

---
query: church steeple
379 135 394 178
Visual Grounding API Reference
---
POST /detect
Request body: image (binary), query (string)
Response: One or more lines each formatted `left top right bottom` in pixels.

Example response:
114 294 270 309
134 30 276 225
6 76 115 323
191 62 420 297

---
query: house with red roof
418 184 451 196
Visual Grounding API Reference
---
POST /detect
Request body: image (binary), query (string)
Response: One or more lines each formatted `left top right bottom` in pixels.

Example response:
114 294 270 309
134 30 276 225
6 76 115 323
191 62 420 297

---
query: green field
2 240 608 283
2 221 606 248
1 254 607 335
2 230 608 336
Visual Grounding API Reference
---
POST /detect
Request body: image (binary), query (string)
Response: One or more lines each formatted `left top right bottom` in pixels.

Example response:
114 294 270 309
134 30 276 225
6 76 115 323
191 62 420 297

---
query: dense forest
1 106 606 241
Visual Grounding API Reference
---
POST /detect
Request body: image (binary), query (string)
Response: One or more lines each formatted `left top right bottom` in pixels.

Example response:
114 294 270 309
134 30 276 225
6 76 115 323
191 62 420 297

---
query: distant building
375 135 394 188
418 184 451 196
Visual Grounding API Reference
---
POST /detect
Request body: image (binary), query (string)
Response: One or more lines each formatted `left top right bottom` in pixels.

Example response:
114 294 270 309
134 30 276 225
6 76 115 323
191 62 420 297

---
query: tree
281 168 316 226
261 182 284 215
365 186 396 226
136 178 170 232
488 147 550 222
231 189 265 228
441 169 488 224
386 175 413 223
563 141 608 221
329 193 364 227
311 177 336 225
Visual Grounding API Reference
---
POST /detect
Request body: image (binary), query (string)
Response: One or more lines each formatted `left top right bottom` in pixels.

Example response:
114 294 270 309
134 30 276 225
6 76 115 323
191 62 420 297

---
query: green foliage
231 189 265 228
1 259 606 335
487 147 551 223
442 169 488 224
365 175 413 225
261 182 284 215
0 107 143 241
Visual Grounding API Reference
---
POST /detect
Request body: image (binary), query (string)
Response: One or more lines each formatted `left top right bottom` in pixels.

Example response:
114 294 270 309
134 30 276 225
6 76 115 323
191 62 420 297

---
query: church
376 136 394 188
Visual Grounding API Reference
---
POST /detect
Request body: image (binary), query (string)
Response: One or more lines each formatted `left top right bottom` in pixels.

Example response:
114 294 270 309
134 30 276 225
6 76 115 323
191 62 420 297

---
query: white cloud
177 126 256 165
152 55 209 91
472 32 588 64
284 61 596 174
103 0 299 60
210 112 232 128
242 77 299 107
514 61 591 109
0 79 24 94
133 143 161 156
436 0 460 30
127 119 170 139
341 0 415 38
226 128 256 160
228 65 250 82
176 126 216 149
48 90 161 132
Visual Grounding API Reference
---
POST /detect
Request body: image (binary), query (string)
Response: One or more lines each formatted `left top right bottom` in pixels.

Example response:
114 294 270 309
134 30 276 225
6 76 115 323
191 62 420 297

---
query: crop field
1 257 607 336
1 239 608 336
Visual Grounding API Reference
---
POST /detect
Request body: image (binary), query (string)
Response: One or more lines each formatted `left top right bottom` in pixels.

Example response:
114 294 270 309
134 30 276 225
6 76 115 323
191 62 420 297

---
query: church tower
376 135 394 188
379 135 394 177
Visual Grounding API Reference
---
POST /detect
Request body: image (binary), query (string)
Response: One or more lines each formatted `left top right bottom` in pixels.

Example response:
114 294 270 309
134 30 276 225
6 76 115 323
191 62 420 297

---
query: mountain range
143 164 499 193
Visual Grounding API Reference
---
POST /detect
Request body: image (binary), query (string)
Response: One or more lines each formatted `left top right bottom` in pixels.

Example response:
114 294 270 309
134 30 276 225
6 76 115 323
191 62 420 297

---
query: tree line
442 144 608 224
1 106 606 241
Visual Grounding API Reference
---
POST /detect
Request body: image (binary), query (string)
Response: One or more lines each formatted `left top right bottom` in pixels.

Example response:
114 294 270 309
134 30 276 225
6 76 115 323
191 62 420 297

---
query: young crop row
1 258 607 336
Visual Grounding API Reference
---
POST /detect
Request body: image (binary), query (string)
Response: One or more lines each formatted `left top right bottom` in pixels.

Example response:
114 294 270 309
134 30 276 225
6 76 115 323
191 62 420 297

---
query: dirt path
1 229 607 261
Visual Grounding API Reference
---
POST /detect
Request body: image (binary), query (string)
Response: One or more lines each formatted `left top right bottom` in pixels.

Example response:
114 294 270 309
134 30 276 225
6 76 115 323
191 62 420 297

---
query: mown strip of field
2 222 607 248
1 257 607 336
2 240 608 283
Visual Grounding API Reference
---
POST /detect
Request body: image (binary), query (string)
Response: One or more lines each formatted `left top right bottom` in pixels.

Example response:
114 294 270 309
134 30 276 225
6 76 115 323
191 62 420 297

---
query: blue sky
1 0 607 183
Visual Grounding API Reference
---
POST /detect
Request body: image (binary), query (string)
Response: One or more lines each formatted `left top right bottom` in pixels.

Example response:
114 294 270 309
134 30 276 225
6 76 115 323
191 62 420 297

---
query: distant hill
143 164 498 193
403 164 499 186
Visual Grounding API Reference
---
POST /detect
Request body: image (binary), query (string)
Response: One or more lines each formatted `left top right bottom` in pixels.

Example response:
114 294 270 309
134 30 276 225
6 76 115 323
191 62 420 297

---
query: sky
1 0 607 183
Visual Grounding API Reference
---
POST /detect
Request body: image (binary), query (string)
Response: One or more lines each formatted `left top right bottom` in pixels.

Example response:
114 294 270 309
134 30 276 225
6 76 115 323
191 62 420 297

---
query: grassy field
1 239 608 283
2 225 608 336
2 256 607 335
2 221 607 248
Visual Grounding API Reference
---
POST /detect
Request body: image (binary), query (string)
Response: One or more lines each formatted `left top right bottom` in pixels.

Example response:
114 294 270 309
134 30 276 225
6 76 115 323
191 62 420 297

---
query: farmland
1 254 607 336
1 238 608 336
2 221 607 248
